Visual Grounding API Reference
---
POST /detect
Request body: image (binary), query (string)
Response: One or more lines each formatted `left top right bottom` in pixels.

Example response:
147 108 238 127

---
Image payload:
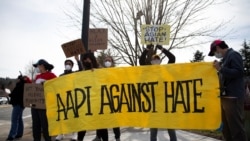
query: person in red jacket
32 59 57 141
5 75 32 141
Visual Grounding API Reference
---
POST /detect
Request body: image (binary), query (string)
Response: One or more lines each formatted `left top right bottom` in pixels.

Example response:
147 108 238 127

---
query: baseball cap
208 40 223 56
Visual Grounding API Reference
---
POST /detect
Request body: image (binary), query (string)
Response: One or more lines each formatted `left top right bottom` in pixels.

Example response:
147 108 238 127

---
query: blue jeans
7 105 24 139
150 128 177 141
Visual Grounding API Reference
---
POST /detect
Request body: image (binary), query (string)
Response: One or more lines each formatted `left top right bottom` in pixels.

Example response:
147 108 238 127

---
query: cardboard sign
61 39 85 57
88 28 108 50
141 24 170 45
23 83 46 109
0 90 6 96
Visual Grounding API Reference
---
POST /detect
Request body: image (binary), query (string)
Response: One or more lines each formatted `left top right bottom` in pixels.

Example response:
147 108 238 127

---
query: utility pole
81 0 90 52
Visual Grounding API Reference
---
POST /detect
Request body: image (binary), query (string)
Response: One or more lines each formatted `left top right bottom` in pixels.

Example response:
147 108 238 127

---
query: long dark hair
81 52 99 70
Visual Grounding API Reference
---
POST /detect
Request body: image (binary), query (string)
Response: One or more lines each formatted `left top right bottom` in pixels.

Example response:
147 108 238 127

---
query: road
0 104 31 122
0 104 222 141
0 104 32 140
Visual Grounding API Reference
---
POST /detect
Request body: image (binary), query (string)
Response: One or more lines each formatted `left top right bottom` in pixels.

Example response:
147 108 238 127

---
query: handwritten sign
141 24 170 45
44 62 221 136
61 39 85 57
23 84 45 109
88 28 108 50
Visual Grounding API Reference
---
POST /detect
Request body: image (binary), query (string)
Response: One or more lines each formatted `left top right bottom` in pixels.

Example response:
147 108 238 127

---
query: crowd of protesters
2 40 250 141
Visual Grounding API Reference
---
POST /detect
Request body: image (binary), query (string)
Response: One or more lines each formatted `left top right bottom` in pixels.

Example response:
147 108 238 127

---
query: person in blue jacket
208 39 247 141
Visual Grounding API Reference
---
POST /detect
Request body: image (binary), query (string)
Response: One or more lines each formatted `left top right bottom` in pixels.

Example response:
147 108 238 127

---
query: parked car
0 97 8 104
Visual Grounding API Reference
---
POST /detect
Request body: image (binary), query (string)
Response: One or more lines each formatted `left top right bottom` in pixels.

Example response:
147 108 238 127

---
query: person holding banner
5 75 32 141
81 51 99 71
60 55 83 76
103 56 121 141
92 55 121 141
77 51 105 141
208 40 247 141
139 44 177 141
32 59 57 141
55 55 82 141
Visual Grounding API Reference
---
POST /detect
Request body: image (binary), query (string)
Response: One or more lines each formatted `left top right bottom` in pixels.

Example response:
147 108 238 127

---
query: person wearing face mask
55 55 83 141
79 52 109 141
103 57 113 68
81 51 99 70
60 55 83 76
32 59 57 141
92 56 121 141
76 51 100 141
208 40 248 141
139 44 175 66
139 44 177 141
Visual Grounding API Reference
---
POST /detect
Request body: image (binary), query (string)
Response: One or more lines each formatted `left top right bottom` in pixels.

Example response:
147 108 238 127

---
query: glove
146 44 153 50
17 75 23 80
156 45 163 50
17 75 25 83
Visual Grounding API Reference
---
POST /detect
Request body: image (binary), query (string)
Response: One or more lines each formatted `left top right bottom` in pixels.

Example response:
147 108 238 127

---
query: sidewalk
0 116 222 141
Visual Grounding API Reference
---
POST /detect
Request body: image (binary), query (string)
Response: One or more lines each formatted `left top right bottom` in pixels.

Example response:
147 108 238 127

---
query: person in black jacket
139 44 175 65
139 44 177 141
60 55 83 76
77 51 102 141
6 75 32 141
55 55 83 141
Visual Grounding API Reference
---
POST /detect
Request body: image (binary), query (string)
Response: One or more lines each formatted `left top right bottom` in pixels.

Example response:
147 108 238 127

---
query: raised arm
74 55 83 71
156 45 175 64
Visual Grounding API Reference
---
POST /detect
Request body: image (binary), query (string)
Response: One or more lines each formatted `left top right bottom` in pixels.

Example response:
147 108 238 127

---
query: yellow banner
141 24 170 45
44 62 221 135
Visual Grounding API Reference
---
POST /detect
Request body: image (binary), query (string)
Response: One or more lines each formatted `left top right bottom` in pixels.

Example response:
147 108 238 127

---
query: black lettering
99 85 115 114
56 93 67 121
193 79 204 113
119 84 131 112
164 81 175 113
56 87 93 121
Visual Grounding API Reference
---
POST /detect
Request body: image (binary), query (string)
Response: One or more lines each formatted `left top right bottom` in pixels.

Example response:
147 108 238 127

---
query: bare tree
24 60 36 81
64 0 230 66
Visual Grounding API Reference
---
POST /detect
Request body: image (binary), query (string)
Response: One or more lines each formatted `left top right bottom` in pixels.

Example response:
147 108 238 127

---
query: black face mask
83 62 92 70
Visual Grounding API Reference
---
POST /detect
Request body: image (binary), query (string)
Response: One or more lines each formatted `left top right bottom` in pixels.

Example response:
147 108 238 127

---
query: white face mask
104 61 112 67
35 67 40 73
215 52 223 59
151 60 161 65
65 65 72 70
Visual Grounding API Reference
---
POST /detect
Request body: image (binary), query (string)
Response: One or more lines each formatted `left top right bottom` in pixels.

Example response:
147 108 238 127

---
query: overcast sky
1 0 250 78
